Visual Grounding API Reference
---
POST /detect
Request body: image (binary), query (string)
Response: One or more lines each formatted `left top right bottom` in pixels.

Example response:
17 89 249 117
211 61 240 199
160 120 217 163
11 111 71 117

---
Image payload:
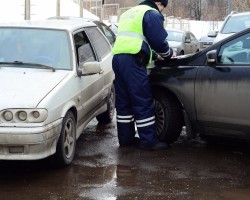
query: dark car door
195 32 250 133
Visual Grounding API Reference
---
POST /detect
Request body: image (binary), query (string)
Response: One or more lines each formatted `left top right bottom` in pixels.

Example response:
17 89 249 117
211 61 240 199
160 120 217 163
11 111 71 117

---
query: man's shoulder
144 9 163 21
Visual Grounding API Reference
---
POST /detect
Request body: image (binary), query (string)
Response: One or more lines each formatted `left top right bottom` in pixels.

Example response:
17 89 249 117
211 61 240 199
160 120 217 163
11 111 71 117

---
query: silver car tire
55 111 76 167
96 84 115 124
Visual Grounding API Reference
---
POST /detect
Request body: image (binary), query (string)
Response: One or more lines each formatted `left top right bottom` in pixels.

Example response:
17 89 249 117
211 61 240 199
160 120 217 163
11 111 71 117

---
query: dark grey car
149 28 250 144
199 33 215 50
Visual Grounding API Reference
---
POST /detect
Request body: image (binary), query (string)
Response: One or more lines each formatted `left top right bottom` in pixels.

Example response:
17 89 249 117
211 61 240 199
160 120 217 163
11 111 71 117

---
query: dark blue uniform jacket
140 5 173 60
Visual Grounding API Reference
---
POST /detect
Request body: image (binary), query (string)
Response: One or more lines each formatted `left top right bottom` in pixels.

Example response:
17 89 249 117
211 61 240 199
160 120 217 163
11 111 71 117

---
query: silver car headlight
0 109 48 123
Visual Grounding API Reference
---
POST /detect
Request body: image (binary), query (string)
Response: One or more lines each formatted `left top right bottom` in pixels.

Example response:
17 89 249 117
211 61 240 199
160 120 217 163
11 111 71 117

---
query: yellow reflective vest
112 5 157 65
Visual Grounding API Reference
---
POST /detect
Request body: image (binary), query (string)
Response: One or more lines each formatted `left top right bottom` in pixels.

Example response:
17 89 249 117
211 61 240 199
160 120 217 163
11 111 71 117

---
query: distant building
0 0 99 22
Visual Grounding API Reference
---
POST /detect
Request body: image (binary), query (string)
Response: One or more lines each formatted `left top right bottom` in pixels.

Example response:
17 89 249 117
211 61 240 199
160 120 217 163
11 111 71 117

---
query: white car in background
0 20 115 167
208 11 250 44
166 28 200 55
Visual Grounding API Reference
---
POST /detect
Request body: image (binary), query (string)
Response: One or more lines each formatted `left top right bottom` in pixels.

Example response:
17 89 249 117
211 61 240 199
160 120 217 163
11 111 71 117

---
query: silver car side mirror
79 61 102 76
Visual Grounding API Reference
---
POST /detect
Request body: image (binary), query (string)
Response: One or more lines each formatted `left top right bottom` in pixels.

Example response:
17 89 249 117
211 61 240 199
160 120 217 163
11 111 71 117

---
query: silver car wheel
96 84 115 124
108 85 115 118
55 111 76 166
63 117 75 159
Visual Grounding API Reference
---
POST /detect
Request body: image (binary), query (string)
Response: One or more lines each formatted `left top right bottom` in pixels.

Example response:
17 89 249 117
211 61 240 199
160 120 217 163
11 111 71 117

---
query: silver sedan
166 28 200 55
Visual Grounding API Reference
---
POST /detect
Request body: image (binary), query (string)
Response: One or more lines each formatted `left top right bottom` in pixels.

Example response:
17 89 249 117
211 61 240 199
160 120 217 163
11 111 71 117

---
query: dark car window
73 31 96 68
190 33 197 42
185 33 191 42
85 27 111 61
218 33 250 65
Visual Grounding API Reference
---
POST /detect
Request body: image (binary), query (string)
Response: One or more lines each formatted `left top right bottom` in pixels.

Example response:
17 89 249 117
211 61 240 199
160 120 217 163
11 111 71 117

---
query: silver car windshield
167 30 183 42
222 15 250 34
0 28 71 70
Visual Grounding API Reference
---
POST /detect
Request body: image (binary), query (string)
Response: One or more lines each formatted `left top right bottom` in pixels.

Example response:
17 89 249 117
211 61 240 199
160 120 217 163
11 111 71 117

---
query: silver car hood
0 68 69 109
213 33 234 44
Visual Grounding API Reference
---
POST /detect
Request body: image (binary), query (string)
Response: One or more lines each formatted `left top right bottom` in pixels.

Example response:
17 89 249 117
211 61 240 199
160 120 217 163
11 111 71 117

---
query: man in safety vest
112 0 174 150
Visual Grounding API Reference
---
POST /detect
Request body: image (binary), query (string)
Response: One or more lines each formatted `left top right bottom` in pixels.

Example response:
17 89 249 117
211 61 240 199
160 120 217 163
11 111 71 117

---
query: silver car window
167 30 183 42
222 15 250 34
85 27 111 61
73 31 96 68
218 33 250 65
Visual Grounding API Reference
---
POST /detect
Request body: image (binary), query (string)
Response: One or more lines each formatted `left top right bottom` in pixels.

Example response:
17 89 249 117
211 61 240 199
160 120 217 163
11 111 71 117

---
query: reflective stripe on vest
117 32 147 42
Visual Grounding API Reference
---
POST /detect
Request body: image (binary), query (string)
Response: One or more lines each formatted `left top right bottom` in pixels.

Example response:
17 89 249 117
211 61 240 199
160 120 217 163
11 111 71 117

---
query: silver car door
184 33 192 54
73 30 104 124
85 27 114 104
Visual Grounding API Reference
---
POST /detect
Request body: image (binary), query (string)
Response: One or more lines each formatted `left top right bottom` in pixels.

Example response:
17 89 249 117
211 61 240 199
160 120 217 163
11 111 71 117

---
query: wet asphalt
1 118 250 200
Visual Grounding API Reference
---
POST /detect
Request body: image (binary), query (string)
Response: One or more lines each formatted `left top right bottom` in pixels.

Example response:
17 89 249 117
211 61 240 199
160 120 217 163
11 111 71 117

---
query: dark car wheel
54 111 76 167
153 91 184 144
179 51 184 55
96 84 115 124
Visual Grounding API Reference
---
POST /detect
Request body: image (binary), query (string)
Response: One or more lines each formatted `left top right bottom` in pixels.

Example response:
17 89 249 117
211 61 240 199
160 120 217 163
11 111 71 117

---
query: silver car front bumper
0 119 62 160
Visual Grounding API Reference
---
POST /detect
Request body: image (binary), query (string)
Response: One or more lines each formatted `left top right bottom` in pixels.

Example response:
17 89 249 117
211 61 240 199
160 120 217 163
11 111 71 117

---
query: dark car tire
54 111 76 167
179 51 184 55
153 90 184 144
96 84 115 124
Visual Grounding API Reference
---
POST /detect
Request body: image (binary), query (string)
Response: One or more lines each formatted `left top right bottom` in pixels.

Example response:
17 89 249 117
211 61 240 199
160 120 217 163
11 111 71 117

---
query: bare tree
186 0 202 20
101 0 250 21
232 0 249 12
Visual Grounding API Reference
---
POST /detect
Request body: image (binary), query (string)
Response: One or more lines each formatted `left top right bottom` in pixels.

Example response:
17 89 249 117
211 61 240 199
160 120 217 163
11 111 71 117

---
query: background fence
0 0 222 39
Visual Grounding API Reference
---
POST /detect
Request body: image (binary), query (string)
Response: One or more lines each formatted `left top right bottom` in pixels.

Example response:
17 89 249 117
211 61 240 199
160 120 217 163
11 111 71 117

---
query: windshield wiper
222 31 237 34
0 61 55 72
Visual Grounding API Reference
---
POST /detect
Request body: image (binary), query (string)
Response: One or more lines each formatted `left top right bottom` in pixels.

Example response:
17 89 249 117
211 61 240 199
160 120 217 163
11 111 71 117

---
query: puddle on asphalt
1 120 250 199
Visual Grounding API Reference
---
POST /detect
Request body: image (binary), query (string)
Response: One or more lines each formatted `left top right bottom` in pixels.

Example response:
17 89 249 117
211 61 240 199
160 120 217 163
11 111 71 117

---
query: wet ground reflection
0 119 250 200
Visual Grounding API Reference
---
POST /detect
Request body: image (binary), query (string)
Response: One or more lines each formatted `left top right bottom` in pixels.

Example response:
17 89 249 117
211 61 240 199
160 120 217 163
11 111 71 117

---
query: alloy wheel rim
64 118 75 158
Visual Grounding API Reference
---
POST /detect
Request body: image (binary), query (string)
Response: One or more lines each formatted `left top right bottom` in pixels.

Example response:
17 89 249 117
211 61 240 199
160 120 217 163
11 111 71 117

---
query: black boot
119 137 140 147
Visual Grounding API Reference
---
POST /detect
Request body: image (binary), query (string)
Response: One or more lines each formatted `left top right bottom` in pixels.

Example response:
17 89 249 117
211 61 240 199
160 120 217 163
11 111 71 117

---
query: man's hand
156 51 177 60
156 54 164 60
171 51 177 58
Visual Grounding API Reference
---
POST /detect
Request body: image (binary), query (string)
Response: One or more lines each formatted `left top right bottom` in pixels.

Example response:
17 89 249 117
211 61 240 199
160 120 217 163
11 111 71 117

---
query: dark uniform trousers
112 53 159 148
